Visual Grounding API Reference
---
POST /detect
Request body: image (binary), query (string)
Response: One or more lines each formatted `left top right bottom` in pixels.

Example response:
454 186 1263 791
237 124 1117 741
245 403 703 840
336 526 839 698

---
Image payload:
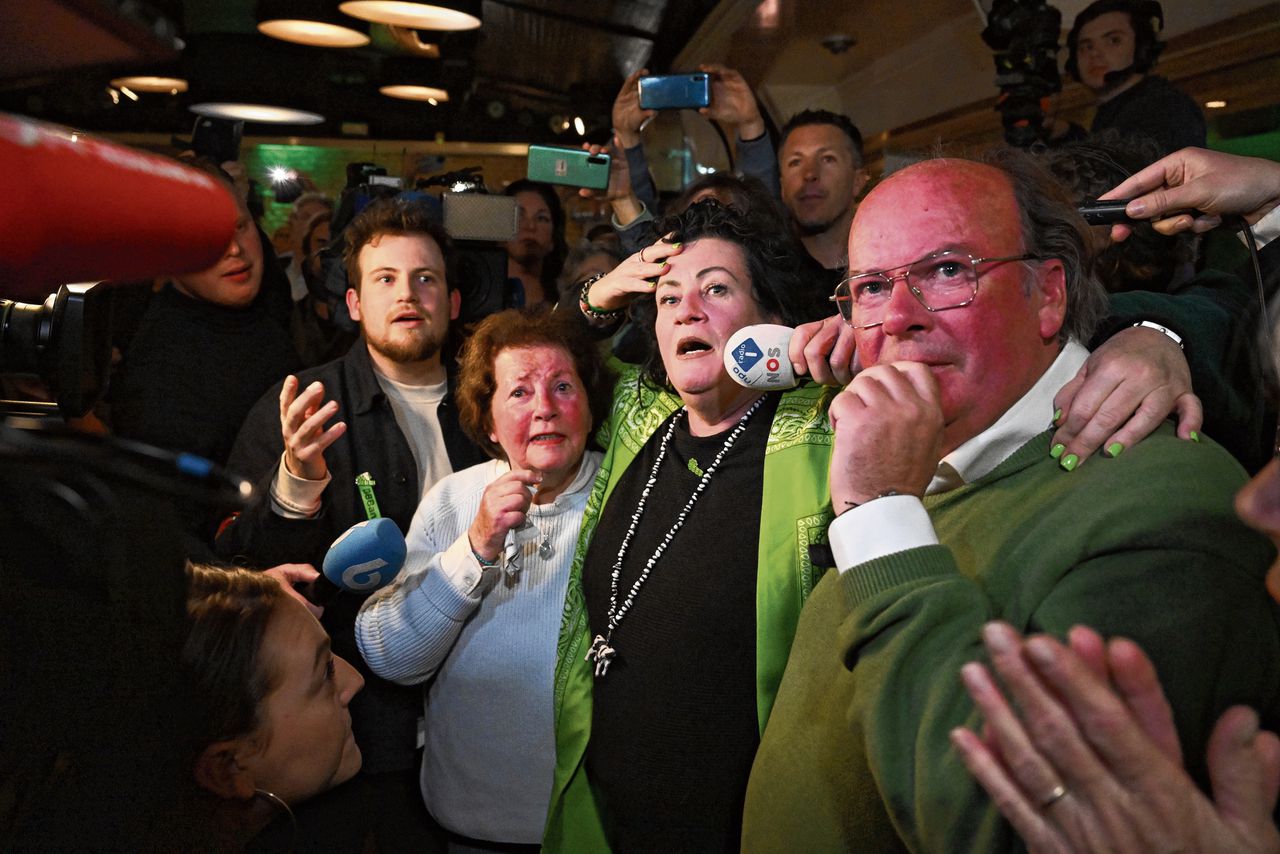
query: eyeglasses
830 251 1043 329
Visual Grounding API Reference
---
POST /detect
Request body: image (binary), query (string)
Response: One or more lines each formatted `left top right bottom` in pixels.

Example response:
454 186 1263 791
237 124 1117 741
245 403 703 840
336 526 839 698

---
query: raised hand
280 375 347 481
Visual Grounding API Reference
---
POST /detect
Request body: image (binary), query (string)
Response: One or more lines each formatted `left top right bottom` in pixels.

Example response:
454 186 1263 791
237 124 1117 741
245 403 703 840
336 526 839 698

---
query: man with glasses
740 150 1280 852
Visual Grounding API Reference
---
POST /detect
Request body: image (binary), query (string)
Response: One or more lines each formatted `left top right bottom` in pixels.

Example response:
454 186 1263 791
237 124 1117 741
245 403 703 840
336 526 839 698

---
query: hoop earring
254 788 298 850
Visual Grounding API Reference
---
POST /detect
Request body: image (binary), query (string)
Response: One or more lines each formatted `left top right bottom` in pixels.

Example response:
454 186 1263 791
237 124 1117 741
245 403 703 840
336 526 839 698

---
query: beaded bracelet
578 272 624 321
471 549 500 568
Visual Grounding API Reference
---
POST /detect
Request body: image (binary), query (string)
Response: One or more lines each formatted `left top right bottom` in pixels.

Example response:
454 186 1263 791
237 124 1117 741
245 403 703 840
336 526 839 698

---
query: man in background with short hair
778 109 870 280
1062 0 1205 154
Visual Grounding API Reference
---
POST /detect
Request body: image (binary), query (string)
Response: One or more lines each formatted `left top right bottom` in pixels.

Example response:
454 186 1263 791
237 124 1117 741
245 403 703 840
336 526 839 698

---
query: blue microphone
319 517 407 596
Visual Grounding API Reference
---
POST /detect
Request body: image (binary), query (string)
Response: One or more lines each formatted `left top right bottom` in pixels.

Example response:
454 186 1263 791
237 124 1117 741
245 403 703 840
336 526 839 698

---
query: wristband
1132 320 1183 350
471 549 499 568
841 489 901 512
579 272 624 320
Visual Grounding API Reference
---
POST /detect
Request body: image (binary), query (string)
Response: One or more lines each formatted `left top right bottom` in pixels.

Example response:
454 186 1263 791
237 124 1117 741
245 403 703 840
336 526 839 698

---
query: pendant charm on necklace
538 535 553 559
586 634 617 677
687 457 704 477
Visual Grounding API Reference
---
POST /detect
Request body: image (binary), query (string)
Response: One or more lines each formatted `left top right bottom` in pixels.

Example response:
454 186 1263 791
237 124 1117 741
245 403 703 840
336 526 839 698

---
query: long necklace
586 395 765 677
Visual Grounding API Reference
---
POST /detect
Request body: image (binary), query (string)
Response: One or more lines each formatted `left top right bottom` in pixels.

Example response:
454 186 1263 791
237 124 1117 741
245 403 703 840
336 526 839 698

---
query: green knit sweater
742 424 1280 853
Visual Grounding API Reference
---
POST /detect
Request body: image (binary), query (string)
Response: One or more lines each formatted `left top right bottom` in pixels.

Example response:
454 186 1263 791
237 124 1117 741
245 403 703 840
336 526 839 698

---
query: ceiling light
109 75 189 93
573 116 585 136
339 0 481 30
1205 99 1227 109
257 0 371 46
258 19 370 47
380 85 450 103
120 86 139 102
190 103 325 124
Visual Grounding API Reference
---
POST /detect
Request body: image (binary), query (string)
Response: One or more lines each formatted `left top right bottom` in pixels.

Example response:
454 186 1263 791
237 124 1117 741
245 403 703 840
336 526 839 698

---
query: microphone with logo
724 324 799 390
307 517 407 606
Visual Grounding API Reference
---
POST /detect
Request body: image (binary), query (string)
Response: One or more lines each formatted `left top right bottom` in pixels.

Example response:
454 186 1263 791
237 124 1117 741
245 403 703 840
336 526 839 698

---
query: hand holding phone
638 73 711 111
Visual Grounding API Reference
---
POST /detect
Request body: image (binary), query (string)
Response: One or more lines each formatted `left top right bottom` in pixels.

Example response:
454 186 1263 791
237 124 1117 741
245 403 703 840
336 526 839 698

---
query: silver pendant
586 634 617 677
538 535 553 559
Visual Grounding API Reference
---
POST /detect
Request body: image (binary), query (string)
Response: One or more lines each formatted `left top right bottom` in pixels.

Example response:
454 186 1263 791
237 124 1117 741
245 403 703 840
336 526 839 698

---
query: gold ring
1039 784 1068 809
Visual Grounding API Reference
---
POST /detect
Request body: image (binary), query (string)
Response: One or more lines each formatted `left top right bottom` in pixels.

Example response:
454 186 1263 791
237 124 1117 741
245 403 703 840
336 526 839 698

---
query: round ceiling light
258 19 370 47
339 1 481 30
190 102 325 124
379 84 450 103
109 76 188 93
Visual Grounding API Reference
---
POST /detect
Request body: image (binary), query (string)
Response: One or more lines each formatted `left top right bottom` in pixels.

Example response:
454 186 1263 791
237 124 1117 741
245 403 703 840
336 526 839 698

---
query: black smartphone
638 73 711 110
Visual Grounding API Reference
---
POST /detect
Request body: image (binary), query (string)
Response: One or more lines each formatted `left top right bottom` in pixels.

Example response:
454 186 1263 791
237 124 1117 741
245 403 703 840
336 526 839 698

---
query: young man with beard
217 197 485 850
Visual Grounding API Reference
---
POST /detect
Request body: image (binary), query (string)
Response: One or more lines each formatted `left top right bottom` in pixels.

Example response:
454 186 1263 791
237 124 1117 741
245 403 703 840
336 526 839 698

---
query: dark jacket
1091 74 1206 157
216 339 486 774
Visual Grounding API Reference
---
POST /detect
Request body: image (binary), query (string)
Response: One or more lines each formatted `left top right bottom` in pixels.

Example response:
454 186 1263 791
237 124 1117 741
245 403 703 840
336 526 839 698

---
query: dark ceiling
0 0 721 143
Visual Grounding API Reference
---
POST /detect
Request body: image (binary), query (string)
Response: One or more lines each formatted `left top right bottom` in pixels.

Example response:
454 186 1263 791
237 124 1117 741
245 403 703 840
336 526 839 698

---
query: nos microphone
725 324 798 390
0 113 239 300
309 517 407 605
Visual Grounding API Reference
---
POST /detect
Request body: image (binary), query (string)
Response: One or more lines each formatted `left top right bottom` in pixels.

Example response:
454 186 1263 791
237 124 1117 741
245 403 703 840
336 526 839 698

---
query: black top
1091 74 1207 156
216 340 486 777
109 284 298 469
584 394 778 852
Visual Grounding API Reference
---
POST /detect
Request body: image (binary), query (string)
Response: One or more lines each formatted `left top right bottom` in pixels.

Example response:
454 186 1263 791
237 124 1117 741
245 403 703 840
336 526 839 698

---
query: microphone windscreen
321 517 407 594
0 113 239 299
725 324 798 390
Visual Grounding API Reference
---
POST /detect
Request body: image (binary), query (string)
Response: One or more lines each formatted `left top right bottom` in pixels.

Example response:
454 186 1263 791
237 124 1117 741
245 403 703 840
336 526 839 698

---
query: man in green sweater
740 149 1280 852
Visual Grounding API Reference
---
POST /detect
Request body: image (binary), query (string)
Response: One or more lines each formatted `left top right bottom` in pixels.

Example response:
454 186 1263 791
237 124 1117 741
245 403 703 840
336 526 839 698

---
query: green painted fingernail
1050 443 1065 459
1060 453 1079 472
1189 430 1200 443
1053 408 1062 424
670 242 682 250
1106 442 1124 458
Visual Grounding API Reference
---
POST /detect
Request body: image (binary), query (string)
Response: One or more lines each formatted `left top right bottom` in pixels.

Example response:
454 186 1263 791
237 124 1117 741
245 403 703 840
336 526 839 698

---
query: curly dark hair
780 109 864 166
342 196 452 294
1039 130 1197 293
456 306 615 460
630 200 808 389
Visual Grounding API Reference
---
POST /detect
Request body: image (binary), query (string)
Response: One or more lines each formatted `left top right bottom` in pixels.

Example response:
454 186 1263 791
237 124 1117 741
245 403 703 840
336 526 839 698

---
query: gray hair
979 147 1106 344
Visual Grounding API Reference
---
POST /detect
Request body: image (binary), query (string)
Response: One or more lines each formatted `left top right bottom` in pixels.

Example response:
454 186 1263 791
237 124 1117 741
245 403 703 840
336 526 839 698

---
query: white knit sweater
355 451 602 843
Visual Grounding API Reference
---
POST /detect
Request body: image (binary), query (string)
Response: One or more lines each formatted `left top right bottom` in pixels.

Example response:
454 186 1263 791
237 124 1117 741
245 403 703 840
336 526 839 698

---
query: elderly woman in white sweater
355 306 613 851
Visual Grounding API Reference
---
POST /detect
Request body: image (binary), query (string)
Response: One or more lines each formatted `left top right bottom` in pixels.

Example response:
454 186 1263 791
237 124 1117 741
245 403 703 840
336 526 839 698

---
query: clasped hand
828 361 944 509
467 469 542 562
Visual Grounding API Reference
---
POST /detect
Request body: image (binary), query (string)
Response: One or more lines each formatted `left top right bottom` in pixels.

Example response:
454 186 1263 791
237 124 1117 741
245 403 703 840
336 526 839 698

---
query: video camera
982 0 1064 148
0 283 114 420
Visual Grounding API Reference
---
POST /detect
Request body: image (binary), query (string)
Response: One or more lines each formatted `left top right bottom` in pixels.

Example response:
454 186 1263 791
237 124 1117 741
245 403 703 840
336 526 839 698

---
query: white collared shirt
829 341 1090 572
